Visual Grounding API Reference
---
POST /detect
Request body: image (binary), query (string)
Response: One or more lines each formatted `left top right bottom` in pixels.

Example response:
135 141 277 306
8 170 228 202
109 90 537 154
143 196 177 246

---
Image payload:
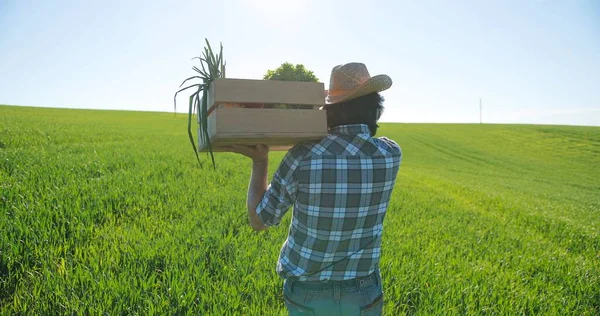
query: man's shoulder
287 140 320 160
373 136 402 156
288 135 401 158
274 141 319 178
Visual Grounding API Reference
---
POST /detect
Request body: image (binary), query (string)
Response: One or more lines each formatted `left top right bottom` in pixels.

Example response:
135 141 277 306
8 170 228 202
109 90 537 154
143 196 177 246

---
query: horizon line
2 103 598 128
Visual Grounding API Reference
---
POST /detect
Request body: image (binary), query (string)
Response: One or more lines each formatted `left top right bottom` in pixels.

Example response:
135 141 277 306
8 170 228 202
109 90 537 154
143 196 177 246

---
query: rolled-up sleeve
256 149 302 226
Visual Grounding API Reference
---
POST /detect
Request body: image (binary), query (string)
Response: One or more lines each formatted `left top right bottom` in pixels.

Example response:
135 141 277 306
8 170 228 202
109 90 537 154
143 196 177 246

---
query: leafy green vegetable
174 39 225 169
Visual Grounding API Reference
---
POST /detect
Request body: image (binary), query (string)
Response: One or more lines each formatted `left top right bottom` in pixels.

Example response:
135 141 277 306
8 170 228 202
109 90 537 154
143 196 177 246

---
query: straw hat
324 62 392 105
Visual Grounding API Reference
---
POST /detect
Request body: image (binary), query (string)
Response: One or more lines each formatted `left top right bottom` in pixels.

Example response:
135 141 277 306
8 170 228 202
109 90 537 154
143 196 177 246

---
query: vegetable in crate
263 63 321 110
173 39 226 169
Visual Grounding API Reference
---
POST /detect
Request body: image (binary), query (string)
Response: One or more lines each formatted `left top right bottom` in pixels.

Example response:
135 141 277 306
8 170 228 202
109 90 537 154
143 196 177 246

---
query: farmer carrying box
233 62 402 316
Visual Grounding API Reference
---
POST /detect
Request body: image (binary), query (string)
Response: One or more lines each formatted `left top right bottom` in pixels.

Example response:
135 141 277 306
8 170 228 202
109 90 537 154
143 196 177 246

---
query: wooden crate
198 79 328 152
206 78 326 109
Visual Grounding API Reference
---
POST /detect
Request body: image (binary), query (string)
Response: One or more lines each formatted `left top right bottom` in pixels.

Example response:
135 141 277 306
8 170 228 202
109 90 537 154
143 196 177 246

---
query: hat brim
325 74 392 105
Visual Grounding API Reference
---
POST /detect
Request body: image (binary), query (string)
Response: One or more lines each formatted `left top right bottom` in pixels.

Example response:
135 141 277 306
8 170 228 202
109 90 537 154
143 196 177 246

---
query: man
232 62 402 315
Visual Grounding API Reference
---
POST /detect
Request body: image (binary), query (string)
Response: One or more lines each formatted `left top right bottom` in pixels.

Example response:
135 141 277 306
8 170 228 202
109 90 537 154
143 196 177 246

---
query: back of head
325 92 384 136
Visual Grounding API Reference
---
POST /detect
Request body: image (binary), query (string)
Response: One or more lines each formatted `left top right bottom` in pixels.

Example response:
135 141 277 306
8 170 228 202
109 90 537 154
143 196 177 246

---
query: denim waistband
286 270 380 293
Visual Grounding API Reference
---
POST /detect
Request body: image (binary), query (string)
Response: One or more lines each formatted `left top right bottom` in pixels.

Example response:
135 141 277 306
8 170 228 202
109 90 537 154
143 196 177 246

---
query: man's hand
231 144 269 161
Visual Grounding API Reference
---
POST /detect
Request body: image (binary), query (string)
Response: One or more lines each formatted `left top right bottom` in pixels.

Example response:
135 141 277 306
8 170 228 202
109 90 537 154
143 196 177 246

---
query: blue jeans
282 270 384 316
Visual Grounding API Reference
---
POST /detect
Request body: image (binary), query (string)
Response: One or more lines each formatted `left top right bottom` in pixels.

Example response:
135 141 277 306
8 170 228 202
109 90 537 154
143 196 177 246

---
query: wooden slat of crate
198 107 328 152
199 137 324 152
207 78 325 109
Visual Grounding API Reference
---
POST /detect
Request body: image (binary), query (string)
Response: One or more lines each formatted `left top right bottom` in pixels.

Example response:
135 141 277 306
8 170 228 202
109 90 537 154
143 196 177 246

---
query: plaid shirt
256 124 402 281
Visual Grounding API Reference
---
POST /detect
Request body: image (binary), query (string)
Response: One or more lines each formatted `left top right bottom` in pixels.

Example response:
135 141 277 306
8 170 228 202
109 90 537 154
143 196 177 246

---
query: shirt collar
329 124 371 136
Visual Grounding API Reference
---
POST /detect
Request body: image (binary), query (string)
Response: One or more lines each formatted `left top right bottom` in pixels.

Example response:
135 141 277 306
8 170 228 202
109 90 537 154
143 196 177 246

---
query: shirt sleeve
255 148 302 226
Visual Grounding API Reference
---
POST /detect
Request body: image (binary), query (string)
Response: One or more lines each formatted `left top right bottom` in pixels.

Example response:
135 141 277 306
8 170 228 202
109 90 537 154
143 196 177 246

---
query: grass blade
199 58 209 76
215 43 223 77
199 89 206 135
202 89 215 169
188 92 202 167
178 76 201 88
205 39 216 69
192 66 209 79
174 84 201 112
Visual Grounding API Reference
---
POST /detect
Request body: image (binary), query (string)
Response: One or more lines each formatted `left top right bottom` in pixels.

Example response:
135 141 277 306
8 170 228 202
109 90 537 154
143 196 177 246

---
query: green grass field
1 104 598 315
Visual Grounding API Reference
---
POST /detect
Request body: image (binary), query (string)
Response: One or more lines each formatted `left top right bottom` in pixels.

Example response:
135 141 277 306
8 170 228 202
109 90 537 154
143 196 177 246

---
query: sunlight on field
1 105 598 314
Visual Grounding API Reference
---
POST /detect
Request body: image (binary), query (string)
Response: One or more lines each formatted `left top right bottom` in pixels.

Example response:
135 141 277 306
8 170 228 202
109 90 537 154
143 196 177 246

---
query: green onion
174 39 225 169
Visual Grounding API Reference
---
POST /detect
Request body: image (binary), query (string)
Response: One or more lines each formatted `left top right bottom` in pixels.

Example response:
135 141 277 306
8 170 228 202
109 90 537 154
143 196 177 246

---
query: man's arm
246 158 269 231
231 145 270 231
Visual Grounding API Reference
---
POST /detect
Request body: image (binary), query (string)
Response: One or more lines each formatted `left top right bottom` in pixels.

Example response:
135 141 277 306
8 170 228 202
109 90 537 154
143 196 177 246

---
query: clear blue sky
1 0 599 126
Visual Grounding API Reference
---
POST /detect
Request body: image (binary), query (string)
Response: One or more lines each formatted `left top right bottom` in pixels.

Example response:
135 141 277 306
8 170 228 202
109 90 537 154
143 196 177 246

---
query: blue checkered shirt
256 124 402 281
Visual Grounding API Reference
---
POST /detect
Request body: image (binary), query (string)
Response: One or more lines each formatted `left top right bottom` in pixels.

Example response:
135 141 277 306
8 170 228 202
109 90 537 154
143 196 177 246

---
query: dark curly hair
325 92 384 136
